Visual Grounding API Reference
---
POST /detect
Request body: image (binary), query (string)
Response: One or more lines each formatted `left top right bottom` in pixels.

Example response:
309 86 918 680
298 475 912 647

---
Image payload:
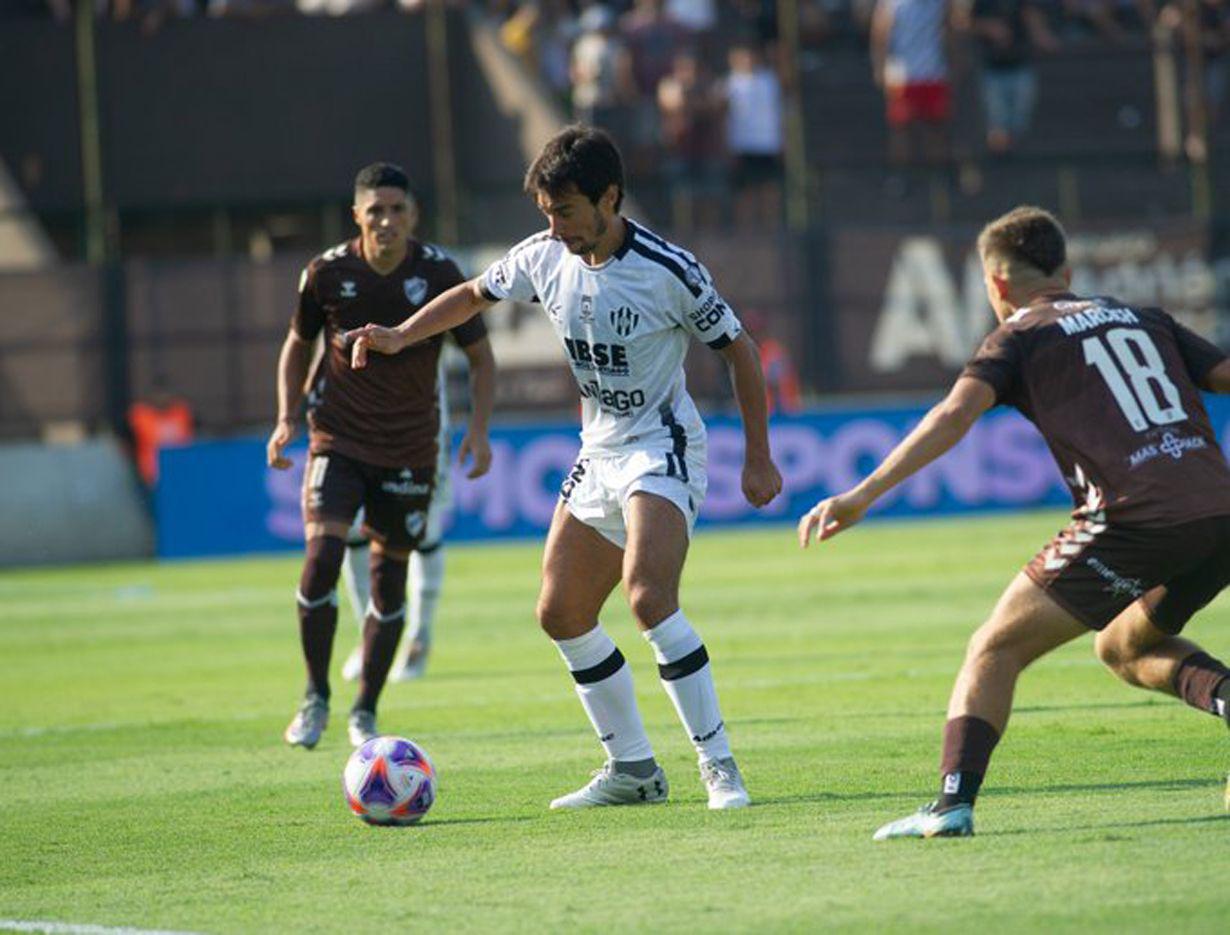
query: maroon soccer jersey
962 293 1230 526
292 238 487 468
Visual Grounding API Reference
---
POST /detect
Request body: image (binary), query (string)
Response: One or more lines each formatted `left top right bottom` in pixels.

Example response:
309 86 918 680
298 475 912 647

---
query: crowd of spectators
10 0 448 22
13 0 1228 226
494 0 1228 224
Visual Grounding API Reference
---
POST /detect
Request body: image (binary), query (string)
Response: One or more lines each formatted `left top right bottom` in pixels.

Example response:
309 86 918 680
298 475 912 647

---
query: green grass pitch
2 511 1228 933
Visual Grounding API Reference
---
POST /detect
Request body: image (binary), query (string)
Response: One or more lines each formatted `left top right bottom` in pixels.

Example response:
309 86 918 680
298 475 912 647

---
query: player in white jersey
340 358 459 683
343 125 783 810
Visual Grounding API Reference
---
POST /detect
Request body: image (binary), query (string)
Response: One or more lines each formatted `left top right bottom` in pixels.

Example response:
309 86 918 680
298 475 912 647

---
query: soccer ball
342 736 436 826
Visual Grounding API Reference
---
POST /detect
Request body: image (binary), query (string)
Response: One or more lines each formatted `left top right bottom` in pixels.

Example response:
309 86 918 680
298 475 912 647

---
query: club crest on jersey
340 280 357 299
684 264 704 291
609 306 640 338
404 511 426 539
579 294 595 324
403 277 428 305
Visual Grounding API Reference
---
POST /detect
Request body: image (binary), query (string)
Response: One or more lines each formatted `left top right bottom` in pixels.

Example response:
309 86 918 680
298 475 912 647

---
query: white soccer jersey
480 219 743 458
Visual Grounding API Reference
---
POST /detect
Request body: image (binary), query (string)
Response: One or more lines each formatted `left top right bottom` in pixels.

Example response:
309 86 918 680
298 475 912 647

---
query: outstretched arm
797 377 996 546
342 279 494 368
718 332 783 507
1205 358 1230 393
267 329 314 469
457 336 496 479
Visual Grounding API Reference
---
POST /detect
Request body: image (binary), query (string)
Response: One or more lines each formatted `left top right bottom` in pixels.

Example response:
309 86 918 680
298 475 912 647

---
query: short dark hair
524 125 625 212
977 206 1067 277
354 162 410 194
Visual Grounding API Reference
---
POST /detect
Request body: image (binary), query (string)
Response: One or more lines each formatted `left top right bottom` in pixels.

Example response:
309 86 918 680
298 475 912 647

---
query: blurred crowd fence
0 218 1226 443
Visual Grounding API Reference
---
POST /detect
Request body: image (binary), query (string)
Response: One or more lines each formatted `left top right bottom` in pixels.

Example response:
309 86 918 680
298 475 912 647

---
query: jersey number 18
1082 328 1187 432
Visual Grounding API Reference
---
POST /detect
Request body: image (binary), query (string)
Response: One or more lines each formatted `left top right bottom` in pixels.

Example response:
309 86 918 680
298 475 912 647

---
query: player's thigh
622 491 689 623
970 572 1090 669
1095 597 1172 667
361 462 435 557
538 501 623 636
302 451 365 530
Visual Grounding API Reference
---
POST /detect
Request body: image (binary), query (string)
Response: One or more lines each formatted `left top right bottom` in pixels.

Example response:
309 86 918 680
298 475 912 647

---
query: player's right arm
798 377 996 547
268 259 325 469
267 329 314 469
344 233 545 369
345 279 494 369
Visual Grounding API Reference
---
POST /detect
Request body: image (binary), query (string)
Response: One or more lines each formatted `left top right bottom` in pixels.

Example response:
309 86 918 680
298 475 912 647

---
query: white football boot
284 694 329 749
341 646 364 683
347 709 379 747
699 757 751 809
873 802 975 840
389 640 430 683
549 762 669 809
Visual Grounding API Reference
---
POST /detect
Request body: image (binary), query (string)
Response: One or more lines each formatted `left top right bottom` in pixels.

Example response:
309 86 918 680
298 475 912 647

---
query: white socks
341 542 371 630
407 546 445 650
342 542 444 653
643 610 731 763
554 625 654 763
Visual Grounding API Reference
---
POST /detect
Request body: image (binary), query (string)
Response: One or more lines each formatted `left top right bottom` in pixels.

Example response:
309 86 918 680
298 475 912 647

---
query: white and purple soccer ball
342 736 436 826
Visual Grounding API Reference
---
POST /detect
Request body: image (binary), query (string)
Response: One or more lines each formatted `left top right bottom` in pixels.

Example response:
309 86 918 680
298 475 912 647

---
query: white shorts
348 419 452 549
561 448 707 549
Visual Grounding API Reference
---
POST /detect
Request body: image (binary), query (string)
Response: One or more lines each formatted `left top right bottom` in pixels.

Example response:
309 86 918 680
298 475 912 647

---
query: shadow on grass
833 699 1170 723
752 777 1220 809
413 815 537 829
983 813 1230 837
985 777 1214 796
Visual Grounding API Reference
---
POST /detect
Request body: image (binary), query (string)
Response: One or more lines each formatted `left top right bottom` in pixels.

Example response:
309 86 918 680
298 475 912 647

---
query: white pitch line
0 921 203 935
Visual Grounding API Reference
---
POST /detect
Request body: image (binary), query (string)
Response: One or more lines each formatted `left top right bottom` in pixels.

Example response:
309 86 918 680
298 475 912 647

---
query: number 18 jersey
479 219 743 458
962 293 1230 526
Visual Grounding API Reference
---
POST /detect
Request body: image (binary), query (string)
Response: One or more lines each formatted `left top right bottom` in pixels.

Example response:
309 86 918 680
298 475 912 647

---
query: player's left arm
717 332 783 508
1206 358 1230 394
798 376 996 547
457 336 496 479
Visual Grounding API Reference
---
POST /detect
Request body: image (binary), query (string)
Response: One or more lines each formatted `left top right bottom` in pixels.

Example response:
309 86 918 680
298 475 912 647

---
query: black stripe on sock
658 645 709 681
571 648 626 685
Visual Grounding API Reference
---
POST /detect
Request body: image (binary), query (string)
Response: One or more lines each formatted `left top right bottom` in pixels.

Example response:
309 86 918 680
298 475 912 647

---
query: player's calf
352 549 408 719
296 535 346 702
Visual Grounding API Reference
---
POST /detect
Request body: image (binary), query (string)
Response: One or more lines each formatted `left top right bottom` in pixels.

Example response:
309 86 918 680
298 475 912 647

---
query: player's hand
458 429 493 479
338 324 405 369
266 418 296 470
742 453 783 508
797 490 871 548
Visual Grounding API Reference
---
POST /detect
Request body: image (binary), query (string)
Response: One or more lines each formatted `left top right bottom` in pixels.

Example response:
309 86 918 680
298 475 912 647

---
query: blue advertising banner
157 398 1230 559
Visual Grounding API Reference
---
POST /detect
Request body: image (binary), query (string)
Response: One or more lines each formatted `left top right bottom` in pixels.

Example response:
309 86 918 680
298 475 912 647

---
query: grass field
2 511 1228 934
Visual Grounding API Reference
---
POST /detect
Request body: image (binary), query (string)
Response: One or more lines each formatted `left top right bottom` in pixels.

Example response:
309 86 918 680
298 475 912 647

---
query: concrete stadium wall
0 439 152 567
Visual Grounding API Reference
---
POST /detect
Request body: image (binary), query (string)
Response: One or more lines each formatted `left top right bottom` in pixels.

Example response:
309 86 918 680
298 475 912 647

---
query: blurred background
1 0 1228 565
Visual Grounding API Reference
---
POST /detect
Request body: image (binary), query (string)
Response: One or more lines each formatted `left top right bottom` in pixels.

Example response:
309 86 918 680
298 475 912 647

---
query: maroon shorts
886 81 952 127
1025 514 1230 633
302 449 435 552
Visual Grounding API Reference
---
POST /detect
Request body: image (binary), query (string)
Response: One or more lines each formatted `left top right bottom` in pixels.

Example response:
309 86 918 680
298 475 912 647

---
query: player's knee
535 588 569 638
626 580 674 629
299 536 346 602
1094 629 1145 683
369 551 408 620
963 622 1022 671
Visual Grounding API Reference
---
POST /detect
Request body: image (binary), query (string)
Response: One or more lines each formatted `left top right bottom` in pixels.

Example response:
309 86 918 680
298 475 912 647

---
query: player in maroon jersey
267 163 495 750
799 206 1230 838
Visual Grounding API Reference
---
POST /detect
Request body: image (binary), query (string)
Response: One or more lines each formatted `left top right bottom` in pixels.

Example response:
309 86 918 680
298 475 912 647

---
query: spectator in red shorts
871 0 955 164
